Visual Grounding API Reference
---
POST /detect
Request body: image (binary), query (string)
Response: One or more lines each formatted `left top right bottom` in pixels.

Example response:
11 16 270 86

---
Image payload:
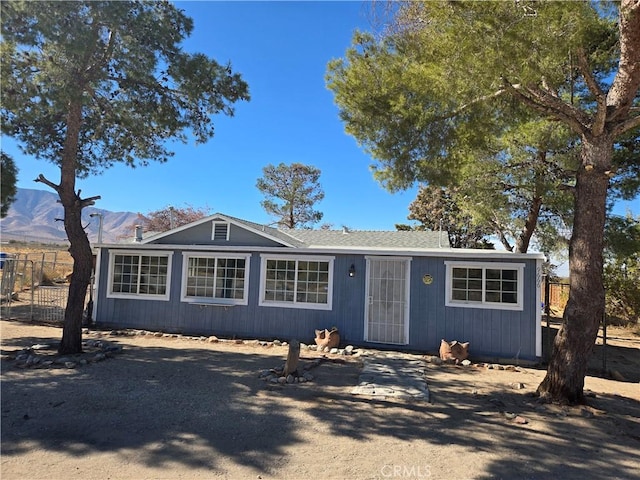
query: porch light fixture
348 264 356 277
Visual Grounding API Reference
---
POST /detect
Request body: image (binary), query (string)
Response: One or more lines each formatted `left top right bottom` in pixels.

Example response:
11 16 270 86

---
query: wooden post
602 308 607 374
283 339 300 376
544 275 551 363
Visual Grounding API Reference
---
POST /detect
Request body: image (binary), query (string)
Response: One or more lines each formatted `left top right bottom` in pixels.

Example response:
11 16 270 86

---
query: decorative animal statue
315 327 340 349
439 339 470 364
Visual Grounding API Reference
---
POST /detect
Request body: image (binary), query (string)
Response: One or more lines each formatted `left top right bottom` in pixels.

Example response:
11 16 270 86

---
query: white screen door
364 257 410 344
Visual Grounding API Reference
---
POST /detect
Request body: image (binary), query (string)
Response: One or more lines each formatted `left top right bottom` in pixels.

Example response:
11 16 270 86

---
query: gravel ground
1 319 639 480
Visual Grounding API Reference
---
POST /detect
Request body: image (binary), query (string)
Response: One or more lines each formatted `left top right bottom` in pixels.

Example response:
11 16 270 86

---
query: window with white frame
445 261 524 310
259 255 334 310
181 253 250 304
108 251 172 300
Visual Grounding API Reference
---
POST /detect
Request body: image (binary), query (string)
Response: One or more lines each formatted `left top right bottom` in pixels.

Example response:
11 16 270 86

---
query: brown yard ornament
314 327 340 349
439 339 470 364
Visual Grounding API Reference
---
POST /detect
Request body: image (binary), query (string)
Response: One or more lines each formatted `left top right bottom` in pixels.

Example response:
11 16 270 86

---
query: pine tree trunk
59 206 92 355
537 136 612 404
57 99 91 355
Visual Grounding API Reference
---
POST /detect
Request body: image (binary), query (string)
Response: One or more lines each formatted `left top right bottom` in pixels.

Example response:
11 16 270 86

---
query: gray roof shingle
284 228 448 250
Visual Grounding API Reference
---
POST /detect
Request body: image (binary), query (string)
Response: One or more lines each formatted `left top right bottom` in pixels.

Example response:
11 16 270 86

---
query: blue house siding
348 256 538 359
415 256 539 360
95 245 541 360
96 249 369 345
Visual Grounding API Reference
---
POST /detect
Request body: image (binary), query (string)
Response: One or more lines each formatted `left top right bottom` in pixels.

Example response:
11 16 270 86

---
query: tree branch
449 88 509 117
489 214 514 252
502 79 590 135
606 0 640 122
576 48 607 104
34 174 60 193
86 84 114 116
576 48 607 136
80 195 101 209
611 113 640 137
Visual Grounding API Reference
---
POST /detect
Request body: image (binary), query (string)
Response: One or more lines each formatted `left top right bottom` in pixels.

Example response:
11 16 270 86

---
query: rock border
6 336 123 370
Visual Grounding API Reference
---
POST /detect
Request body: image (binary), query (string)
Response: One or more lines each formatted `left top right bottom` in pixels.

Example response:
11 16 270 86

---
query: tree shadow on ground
2 324 638 479
274 360 640 479
1 339 300 476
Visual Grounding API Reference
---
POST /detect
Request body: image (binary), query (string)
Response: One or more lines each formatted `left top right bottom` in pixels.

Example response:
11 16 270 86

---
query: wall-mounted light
348 264 356 277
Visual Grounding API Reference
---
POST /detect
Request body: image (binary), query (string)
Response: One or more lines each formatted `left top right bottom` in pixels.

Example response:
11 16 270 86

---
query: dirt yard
1 319 639 480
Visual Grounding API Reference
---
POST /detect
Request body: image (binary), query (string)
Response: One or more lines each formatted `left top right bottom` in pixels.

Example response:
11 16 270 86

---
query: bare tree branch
34 174 60 193
80 195 101 209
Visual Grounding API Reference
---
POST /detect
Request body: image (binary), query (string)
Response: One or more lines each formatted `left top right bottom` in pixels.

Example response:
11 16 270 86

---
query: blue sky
4 0 638 233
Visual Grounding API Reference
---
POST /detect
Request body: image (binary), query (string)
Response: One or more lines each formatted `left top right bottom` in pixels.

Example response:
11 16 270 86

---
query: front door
364 257 410 345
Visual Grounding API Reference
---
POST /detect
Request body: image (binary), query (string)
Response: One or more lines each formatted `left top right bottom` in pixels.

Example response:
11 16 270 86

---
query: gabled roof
139 213 301 247
221 214 306 248
132 212 448 251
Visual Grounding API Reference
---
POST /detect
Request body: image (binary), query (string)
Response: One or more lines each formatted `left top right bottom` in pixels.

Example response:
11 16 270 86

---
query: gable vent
213 222 229 241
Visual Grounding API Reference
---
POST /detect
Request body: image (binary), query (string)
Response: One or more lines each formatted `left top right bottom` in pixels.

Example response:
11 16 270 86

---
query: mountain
0 188 140 243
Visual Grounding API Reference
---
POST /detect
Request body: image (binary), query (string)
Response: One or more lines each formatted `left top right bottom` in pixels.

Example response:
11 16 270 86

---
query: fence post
602 301 607 374
544 274 551 363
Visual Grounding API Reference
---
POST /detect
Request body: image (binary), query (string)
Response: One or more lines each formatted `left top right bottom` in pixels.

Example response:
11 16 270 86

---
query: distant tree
0 1 249 354
256 163 324 229
604 214 640 324
458 118 576 254
0 152 18 218
137 205 211 233
404 185 494 249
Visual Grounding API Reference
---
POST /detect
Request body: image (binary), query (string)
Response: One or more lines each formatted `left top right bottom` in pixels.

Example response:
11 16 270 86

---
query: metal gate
0 252 87 323
37 286 68 322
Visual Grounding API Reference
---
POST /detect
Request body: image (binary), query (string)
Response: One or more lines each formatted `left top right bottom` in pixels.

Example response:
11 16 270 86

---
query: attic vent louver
213 222 229 241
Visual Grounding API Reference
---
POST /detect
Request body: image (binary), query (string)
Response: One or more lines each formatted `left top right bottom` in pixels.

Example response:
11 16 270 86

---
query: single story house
93 213 544 360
